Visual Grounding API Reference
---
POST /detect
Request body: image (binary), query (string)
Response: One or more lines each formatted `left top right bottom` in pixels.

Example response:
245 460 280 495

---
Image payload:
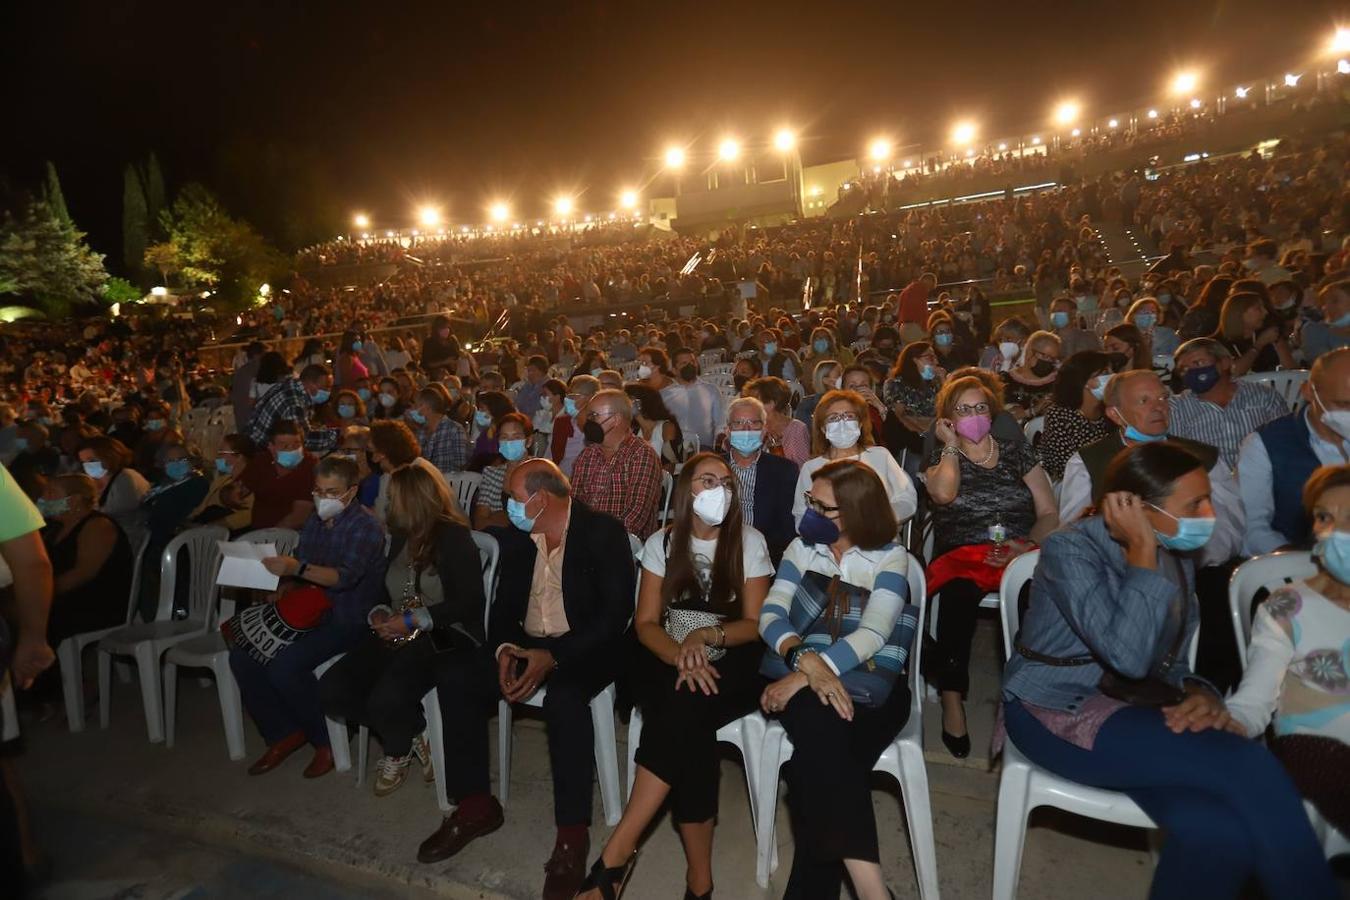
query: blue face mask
1182 364 1220 394
357 388 372 402
1316 530 1350 583
276 448 303 469
506 494 538 532
1088 375 1108 402
475 410 492 427
919 364 936 382
338 404 357 419
144 418 165 432
728 430 764 454
1157 293 1172 305
798 507 841 546
37 496 70 518
499 438 527 461
763 341 778 357
351 341 363 352
165 459 192 481
934 332 953 348
563 397 579 417
1147 502 1216 552
590 368 603 377
1134 313 1157 330
1332 312 1350 329
1050 311 1070 329
813 338 830 354
215 457 232 475
1123 424 1165 443
407 409 427 425
311 389 331 405
14 437 29 453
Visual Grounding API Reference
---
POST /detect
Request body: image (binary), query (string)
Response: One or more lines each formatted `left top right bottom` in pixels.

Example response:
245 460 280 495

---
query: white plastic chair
1227 551 1316 671
992 550 1199 900
1240 369 1308 407
161 528 300 760
658 470 675 525
56 534 150 733
445 471 482 514
1022 416 1045 448
97 526 228 742
705 362 734 376
753 557 938 898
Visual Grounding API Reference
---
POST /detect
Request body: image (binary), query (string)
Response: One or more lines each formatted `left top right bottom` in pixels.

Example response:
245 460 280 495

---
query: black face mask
678 364 697 381
1031 360 1057 378
582 420 606 444
733 375 748 393
1105 351 1130 372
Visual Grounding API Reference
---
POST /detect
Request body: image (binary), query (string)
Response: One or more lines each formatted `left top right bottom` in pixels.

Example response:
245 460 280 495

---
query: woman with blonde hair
318 463 486 797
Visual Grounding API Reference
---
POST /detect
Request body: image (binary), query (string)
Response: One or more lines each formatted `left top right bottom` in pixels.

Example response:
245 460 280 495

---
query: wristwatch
297 561 309 579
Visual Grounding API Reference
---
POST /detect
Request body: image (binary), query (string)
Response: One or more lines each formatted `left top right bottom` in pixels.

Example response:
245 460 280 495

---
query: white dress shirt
660 379 725 448
1236 410 1348 555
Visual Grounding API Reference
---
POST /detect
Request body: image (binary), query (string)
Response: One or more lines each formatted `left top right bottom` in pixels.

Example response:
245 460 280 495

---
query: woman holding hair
624 384 684 471
318 463 487 797
1215 292 1295 376
1226 463 1350 837
1037 351 1115 483
473 412 533 529
758 460 919 900
925 375 1059 756
578 453 773 899
1002 442 1336 899
792 389 916 528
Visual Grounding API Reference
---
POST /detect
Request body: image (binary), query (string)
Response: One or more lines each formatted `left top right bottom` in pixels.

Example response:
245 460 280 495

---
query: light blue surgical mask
590 368 603 378
407 409 427 425
813 338 830 354
351 340 363 352
563 397 579 417
1332 312 1350 329
1050 311 1070 329
1123 424 1165 443
763 341 778 357
506 494 538 532
338 404 357 419
728 430 764 454
276 448 304 469
934 332 953 348
165 459 192 481
1147 502 1216 552
311 388 331 405
37 496 70 518
215 457 232 475
1088 375 1108 402
357 388 372 402
499 438 527 461
1315 530 1350 584
1134 313 1157 330
475 410 492 427
82 460 107 479
920 364 936 381
144 418 165 432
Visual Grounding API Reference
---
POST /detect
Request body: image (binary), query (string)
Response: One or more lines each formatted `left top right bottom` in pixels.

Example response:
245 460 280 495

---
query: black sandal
684 888 712 900
575 852 636 899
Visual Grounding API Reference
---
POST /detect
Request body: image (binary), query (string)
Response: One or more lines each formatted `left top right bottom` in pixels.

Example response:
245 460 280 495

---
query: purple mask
955 414 992 442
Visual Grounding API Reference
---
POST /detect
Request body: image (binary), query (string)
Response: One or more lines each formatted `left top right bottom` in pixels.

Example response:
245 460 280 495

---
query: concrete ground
12 620 1169 899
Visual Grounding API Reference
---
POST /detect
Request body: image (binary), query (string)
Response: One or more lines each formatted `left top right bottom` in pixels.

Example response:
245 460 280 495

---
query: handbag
220 584 332 665
663 606 726 662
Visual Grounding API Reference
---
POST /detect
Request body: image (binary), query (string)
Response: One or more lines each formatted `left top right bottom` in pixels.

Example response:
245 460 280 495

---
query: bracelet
296 561 309 579
940 445 960 458
402 609 416 632
783 644 802 670
712 624 726 648
792 648 818 672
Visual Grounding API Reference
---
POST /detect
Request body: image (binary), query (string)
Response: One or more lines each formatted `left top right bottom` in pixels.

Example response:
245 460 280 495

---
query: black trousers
929 576 985 695
779 679 910 900
435 638 620 827
633 644 762 824
317 634 438 758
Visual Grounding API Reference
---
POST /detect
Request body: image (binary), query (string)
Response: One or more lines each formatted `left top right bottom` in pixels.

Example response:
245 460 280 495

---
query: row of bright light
353 28 1350 230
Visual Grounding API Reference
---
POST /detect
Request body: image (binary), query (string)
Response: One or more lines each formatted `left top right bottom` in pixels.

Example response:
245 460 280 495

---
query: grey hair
568 374 601 397
727 395 767 423
1103 368 1162 409
523 464 572 498
1173 337 1232 363
589 388 633 422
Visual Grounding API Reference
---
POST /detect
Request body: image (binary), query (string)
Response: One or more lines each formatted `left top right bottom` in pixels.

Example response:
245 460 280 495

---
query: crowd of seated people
3 134 1350 899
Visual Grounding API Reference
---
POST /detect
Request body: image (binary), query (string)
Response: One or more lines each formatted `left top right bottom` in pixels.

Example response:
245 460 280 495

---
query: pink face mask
955 413 992 442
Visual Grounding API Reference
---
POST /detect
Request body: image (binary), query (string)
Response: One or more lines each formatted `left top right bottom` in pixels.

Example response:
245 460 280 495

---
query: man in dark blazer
724 396 799 566
415 458 634 900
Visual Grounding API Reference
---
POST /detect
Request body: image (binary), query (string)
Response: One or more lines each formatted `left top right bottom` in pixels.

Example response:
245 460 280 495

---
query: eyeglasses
824 412 859 425
803 492 840 516
312 487 352 500
728 418 764 430
693 474 735 491
585 410 616 424
953 402 991 417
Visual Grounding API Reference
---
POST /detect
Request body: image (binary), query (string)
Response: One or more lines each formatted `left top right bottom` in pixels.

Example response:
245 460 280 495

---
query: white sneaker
412 733 435 783
373 754 412 797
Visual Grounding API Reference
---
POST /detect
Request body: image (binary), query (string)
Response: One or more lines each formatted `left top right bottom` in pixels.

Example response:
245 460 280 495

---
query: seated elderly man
1169 337 1288 470
552 374 600 477
722 395 798 565
1238 346 1350 555
570 389 662 539
231 456 388 779
415 459 634 900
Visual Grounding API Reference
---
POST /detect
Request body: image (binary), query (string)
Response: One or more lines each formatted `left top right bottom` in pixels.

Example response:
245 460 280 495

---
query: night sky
2 0 1344 264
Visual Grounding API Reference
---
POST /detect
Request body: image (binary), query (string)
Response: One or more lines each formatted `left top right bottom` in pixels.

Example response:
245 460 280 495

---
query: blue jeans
229 620 367 747
1004 699 1336 900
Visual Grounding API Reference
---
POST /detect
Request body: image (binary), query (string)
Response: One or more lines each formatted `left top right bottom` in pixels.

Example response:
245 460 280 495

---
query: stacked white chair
445 471 482 515
752 556 939 898
56 534 149 732
161 528 300 760
1239 369 1308 407
658 471 675 525
705 362 734 376
97 526 228 742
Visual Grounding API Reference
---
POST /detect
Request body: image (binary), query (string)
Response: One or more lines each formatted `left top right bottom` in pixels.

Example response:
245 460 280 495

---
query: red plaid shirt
571 433 662 538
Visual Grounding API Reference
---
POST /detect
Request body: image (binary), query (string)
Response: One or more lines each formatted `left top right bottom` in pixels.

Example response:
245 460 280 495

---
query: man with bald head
1059 368 1243 566
415 458 634 899
1238 346 1350 555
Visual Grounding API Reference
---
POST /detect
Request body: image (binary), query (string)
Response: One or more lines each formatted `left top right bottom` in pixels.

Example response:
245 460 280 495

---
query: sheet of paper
215 541 280 591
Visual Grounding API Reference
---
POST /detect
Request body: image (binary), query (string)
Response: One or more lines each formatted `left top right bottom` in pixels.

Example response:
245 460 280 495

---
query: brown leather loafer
302 746 335 778
247 731 306 776
541 833 589 900
416 797 505 863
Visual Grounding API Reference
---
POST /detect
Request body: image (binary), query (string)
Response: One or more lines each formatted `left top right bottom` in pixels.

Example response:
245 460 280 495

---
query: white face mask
378 393 397 408
316 496 347 521
637 364 653 379
692 485 731 526
1313 382 1350 441
825 419 862 450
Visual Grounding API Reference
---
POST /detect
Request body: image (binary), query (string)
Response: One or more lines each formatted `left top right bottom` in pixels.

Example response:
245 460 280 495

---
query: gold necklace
960 437 996 466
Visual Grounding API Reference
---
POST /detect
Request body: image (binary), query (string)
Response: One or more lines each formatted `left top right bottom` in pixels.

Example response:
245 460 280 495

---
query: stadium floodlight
1030 135 1041 145
1107 119 1119 129
461 225 470 234
868 137 892 161
1146 109 1159 119
997 143 1007 151
1284 73 1301 87
902 158 913 167
1235 86 1250 99
718 138 741 161
489 202 509 222
553 196 574 216
385 230 395 237
773 128 796 152
418 206 441 227
1070 128 1081 137
1171 71 1198 95
950 121 977 146
1339 60 1350 75
1053 100 1080 127
353 213 370 229
1330 27 1350 54
664 146 686 169
619 189 638 209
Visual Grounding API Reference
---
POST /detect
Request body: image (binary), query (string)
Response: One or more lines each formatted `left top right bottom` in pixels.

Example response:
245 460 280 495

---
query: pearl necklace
960 437 996 467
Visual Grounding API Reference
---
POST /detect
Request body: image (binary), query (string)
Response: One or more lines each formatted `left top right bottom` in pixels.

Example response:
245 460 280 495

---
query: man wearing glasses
553 374 600 478
723 396 798 565
570 389 663 539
